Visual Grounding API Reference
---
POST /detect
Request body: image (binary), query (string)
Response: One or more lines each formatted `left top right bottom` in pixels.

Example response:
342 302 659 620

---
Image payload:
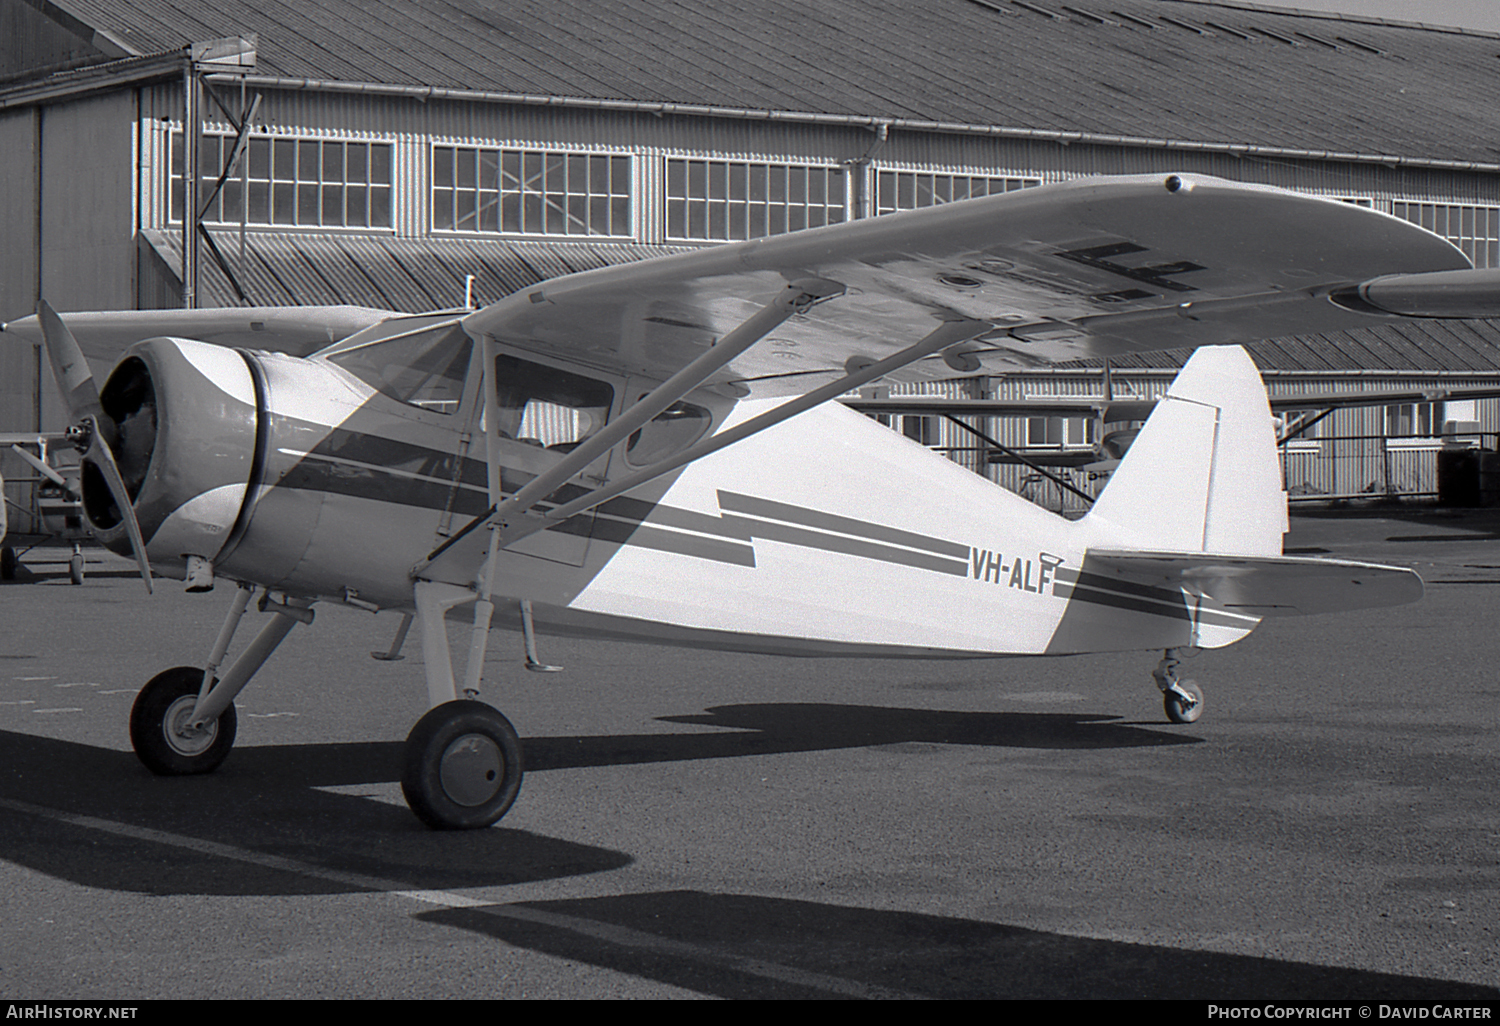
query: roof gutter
0 51 186 109
213 72 1500 175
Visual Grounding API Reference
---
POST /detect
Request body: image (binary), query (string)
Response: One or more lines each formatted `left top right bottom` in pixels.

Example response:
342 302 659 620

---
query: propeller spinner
37 301 154 593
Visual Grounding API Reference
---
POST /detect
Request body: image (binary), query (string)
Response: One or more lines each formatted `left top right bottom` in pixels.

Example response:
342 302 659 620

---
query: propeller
36 301 153 594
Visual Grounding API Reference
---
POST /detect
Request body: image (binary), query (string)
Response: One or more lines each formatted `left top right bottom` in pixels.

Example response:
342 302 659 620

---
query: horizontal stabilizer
1088 549 1423 617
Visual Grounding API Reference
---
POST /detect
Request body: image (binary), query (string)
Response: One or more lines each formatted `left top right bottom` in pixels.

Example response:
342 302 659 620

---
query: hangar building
5 0 1500 529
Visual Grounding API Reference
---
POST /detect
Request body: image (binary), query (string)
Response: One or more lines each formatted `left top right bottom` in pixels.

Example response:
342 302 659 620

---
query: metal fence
931 432 1500 516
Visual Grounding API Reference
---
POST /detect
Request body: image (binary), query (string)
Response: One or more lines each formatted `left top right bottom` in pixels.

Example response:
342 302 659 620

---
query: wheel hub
439 734 504 807
162 694 217 756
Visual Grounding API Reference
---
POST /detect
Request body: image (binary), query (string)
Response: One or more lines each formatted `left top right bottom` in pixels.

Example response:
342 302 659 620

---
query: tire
1164 680 1205 724
1 547 16 581
129 666 237 775
69 552 84 586
401 700 524 830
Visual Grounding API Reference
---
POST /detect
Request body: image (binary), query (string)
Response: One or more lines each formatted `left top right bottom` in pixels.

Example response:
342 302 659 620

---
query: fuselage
84 332 1256 660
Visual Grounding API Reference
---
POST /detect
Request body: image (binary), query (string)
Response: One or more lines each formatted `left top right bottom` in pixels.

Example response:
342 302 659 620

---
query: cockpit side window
327 321 472 414
493 353 614 451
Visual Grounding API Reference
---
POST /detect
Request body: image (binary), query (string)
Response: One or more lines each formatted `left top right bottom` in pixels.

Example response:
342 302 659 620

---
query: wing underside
461 173 1474 396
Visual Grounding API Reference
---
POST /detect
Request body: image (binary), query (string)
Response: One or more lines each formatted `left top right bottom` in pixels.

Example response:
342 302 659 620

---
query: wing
1087 549 1423 617
462 173 1481 397
0 306 395 362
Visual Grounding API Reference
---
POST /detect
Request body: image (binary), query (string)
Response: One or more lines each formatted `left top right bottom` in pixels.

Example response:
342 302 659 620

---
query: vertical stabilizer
1083 345 1286 556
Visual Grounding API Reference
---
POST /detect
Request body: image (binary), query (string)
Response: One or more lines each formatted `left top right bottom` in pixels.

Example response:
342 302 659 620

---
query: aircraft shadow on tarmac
525 702 1198 770
0 704 1189 897
418 889 1500 1000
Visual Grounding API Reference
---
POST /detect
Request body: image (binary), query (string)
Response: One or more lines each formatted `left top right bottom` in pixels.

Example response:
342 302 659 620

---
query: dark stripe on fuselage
272 422 972 576
717 490 971 560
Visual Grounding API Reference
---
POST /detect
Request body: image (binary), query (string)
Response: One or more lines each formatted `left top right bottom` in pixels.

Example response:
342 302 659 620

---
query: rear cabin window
626 400 712 465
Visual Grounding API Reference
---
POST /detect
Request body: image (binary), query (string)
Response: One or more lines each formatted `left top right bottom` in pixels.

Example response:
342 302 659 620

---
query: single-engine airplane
6 173 1499 830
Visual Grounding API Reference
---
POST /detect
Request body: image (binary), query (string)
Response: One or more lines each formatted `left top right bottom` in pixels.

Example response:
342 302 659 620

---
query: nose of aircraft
36 301 154 592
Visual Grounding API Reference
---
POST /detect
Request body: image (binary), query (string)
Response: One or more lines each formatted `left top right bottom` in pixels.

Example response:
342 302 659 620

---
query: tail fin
1084 345 1286 556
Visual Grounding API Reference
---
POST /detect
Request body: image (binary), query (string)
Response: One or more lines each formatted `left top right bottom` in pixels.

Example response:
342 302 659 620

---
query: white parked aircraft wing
461 173 1490 397
1 306 394 362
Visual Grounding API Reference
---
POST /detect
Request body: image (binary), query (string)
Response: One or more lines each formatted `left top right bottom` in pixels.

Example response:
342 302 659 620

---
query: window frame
169 128 395 231
430 144 635 238
874 171 1039 216
664 158 848 242
1392 200 1500 270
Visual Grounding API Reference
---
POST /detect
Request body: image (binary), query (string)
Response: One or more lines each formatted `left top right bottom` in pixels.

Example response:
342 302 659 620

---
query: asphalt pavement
1 506 1497 999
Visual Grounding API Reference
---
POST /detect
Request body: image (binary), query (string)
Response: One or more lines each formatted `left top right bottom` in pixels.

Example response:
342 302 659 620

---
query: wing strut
418 277 841 573
420 314 993 573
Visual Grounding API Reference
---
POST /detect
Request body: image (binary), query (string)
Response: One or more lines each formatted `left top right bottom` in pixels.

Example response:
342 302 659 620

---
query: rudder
1083 345 1286 557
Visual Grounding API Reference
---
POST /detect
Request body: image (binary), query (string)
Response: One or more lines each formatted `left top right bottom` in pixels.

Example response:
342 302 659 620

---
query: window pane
370 185 392 228
370 143 391 184
347 142 368 182
432 188 454 230
273 139 296 181
346 185 368 227
298 183 318 223
248 137 270 179
299 140 320 181
433 147 454 188
273 182 295 224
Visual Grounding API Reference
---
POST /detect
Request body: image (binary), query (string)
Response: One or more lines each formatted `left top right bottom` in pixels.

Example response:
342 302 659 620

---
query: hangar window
432 147 632 237
875 172 1039 215
1392 202 1500 269
1385 402 1440 444
665 160 847 240
171 132 393 229
1027 416 1095 448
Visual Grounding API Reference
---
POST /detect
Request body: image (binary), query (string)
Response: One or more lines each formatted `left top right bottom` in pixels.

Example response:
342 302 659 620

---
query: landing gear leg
1153 648 1204 724
129 585 312 774
400 578 524 829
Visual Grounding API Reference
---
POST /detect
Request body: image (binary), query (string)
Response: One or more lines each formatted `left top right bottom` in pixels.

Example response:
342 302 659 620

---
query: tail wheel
130 666 237 775
402 700 523 830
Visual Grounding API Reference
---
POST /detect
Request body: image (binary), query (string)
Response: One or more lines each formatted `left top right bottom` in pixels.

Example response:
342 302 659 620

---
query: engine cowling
87 337 260 578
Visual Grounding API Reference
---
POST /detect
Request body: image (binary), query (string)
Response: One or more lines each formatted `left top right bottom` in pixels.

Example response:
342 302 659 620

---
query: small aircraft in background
5 172 1499 831
1 434 91 584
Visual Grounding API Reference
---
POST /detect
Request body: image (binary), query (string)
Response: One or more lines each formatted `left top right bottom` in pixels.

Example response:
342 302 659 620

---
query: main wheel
1 546 16 580
401 700 523 830
1164 680 1205 724
130 666 237 775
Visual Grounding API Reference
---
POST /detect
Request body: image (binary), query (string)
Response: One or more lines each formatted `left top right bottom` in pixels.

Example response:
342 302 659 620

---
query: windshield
327 320 473 414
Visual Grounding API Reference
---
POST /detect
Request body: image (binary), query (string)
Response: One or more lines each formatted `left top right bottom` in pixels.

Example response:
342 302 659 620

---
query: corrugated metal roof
144 228 694 311
23 0 1500 167
144 228 1500 374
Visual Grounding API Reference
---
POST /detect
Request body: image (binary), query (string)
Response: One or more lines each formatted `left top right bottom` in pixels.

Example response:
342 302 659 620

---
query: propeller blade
81 416 153 595
36 300 105 425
